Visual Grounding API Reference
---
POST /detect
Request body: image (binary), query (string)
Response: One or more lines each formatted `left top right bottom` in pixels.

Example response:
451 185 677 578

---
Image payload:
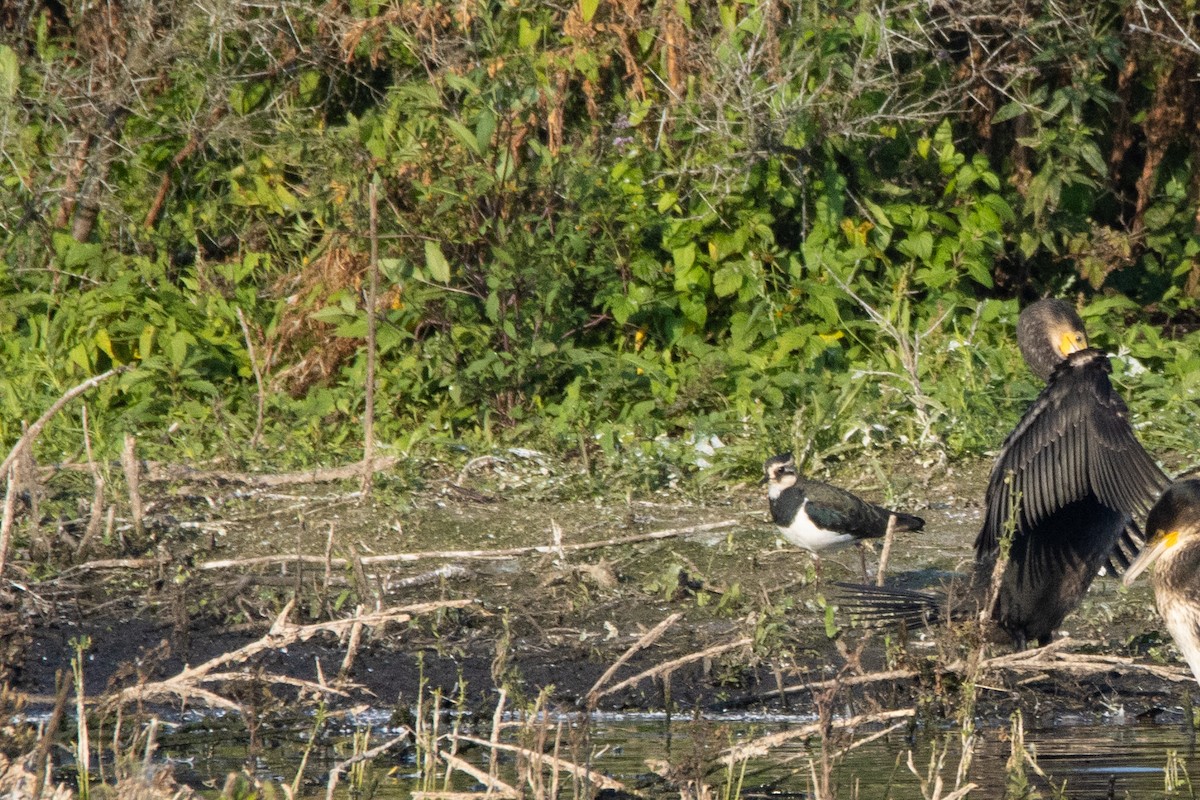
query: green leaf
962 258 994 289
680 296 707 327
69 342 91 371
992 101 1025 124
0 45 17 101
94 328 115 359
518 17 541 48
770 326 812 364
713 265 742 297
138 326 155 361
580 0 599 23
310 306 354 324
169 331 188 369
898 231 933 262
672 243 696 271
608 294 636 325
424 240 451 283
1078 142 1108 177
444 118 483 158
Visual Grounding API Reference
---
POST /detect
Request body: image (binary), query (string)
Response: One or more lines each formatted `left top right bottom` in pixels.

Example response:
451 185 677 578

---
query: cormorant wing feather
975 349 1168 561
1082 364 1170 520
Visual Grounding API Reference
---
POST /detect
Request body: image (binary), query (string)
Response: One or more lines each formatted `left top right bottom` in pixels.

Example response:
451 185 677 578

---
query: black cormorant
839 299 1169 648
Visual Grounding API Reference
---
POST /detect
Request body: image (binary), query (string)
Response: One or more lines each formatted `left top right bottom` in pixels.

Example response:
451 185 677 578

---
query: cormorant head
763 452 798 498
1016 298 1089 381
1122 480 1200 586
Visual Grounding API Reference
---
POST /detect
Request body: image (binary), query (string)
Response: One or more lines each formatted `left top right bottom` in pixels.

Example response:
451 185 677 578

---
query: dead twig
143 106 226 229
60 519 741 576
112 598 474 709
453 734 640 796
218 520 741 570
772 668 920 700
76 406 105 561
121 433 144 539
875 513 897 587
0 367 130 479
435 749 521 798
588 636 753 704
586 612 682 708
137 457 402 486
772 638 1195 703
325 730 411 800
361 179 379 498
0 366 129 577
236 307 266 449
723 707 916 765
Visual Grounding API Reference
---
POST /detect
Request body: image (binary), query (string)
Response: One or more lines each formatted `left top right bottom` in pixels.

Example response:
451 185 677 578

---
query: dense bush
1 0 1199 482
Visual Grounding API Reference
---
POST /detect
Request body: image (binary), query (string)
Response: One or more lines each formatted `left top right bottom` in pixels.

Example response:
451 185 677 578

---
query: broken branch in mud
141 458 404 486
430 750 521 799
722 707 917 765
326 730 411 800
588 636 754 704
975 640 1195 683
110 598 474 710
361 180 380 499
0 367 131 479
586 612 682 708
771 668 920 700
771 637 1196 702
60 519 742 577
454 734 640 796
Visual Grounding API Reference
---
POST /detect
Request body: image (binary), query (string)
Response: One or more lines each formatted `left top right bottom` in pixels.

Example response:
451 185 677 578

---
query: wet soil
4 452 1185 736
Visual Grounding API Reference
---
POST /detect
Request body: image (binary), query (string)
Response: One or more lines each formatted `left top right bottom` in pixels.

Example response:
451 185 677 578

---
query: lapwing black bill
1122 479 1200 684
764 452 924 579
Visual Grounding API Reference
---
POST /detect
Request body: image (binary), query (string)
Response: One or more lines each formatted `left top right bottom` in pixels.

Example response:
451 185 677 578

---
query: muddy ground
1 452 1192 745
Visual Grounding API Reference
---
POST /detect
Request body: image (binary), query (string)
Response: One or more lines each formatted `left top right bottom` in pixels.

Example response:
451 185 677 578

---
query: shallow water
153 707 1200 798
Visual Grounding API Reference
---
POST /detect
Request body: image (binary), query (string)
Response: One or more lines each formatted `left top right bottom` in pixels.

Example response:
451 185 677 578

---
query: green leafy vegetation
3 0 1200 485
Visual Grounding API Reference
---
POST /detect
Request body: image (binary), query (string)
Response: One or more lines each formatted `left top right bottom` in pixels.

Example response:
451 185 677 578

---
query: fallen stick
326 730 412 800
59 520 741 576
586 612 682 708
361 180 379 499
723 707 916 764
876 513 897 587
140 457 403 486
588 636 754 704
434 750 520 799
112 598 474 709
770 668 920 699
453 734 639 796
772 638 1195 701
121 433 144 538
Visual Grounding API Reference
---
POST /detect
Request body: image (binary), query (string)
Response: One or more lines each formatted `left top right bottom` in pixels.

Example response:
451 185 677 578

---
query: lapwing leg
859 545 869 583
876 513 898 587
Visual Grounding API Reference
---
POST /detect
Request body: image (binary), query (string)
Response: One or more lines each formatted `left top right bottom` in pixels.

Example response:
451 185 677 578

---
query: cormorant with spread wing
977 298 1169 647
839 299 1169 648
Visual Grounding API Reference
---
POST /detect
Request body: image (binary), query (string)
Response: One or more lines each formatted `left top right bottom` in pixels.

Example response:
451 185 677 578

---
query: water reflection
157 707 1200 798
